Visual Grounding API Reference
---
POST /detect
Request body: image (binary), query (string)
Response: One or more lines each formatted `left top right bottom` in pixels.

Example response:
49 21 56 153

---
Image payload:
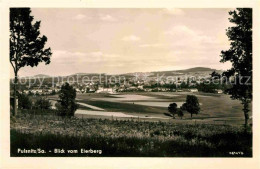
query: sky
15 8 233 77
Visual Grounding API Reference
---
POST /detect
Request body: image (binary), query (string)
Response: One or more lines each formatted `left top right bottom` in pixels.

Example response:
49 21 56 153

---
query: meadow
10 113 252 157
12 92 252 157
48 92 252 125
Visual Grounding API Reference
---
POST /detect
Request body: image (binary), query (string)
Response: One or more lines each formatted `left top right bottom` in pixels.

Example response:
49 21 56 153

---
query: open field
12 92 253 157
10 114 252 157
48 92 252 125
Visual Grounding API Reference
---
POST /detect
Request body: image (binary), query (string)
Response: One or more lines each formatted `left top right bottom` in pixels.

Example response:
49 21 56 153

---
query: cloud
99 14 117 22
122 35 140 41
89 51 103 57
164 25 215 45
52 50 121 65
52 50 86 64
139 43 166 48
73 14 87 20
139 25 217 50
164 25 196 36
162 8 185 15
54 50 85 57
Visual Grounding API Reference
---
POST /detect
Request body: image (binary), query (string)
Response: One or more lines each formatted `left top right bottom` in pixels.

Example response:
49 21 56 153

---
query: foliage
10 8 52 115
18 93 32 109
182 95 200 118
210 71 220 77
57 83 78 117
20 109 57 115
33 97 52 110
168 103 177 118
51 90 56 95
11 115 252 157
180 102 187 111
10 8 52 69
196 83 218 93
220 8 252 126
177 109 184 119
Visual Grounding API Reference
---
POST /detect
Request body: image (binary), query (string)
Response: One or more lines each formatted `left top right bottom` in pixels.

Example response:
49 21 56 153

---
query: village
15 70 224 96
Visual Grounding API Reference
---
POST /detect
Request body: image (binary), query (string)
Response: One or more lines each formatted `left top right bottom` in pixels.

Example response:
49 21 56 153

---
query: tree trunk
242 98 250 127
190 113 192 118
243 101 249 127
13 73 18 116
244 114 248 127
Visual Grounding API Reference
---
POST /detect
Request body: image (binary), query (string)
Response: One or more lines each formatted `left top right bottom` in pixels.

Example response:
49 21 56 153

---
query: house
23 90 30 94
144 88 152 92
137 85 143 90
96 87 104 93
31 89 43 94
76 88 81 93
42 89 52 95
96 87 115 94
189 88 198 92
88 89 95 93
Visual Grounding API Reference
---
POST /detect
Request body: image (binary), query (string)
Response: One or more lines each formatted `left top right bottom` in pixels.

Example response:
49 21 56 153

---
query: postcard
1 0 260 169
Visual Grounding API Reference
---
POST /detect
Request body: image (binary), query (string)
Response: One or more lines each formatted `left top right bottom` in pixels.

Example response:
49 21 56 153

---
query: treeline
14 83 78 117
17 94 52 110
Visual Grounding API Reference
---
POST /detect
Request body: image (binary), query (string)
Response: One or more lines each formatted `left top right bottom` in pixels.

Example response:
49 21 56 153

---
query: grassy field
11 113 252 157
48 92 252 125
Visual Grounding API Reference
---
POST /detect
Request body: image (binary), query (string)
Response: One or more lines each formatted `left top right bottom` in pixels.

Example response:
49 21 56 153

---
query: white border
1 0 260 169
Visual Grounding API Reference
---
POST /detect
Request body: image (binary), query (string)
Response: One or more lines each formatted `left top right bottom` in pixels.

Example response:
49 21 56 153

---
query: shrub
168 103 177 118
182 95 200 118
33 97 52 110
51 90 56 95
177 109 184 119
18 93 32 109
57 83 78 117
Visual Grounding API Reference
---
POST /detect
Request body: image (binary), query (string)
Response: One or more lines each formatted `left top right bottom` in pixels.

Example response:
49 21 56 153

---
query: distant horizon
15 66 224 78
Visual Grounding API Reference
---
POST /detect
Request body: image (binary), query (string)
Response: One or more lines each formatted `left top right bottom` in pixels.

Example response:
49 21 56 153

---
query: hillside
17 67 221 80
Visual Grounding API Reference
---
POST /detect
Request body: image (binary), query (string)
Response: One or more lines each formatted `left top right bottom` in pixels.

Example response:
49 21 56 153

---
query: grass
10 113 252 157
68 92 252 124
19 109 57 115
80 99 167 114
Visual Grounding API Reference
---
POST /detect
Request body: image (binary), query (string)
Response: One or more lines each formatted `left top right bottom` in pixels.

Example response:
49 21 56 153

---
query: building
216 89 223 94
189 88 198 92
96 87 116 94
137 85 144 90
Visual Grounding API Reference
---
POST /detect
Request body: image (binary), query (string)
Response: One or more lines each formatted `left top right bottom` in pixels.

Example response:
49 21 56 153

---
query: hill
17 67 221 80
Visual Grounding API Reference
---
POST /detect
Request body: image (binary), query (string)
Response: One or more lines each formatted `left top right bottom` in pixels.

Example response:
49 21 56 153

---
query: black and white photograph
1 0 260 168
8 7 253 157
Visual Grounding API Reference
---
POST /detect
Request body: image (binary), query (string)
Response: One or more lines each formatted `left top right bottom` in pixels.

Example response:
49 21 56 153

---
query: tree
168 103 177 118
220 8 252 126
210 71 221 78
34 97 51 109
51 90 56 95
210 71 221 83
18 93 32 109
196 83 214 93
10 8 52 116
182 95 200 118
177 109 184 119
57 83 78 117
180 102 187 111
